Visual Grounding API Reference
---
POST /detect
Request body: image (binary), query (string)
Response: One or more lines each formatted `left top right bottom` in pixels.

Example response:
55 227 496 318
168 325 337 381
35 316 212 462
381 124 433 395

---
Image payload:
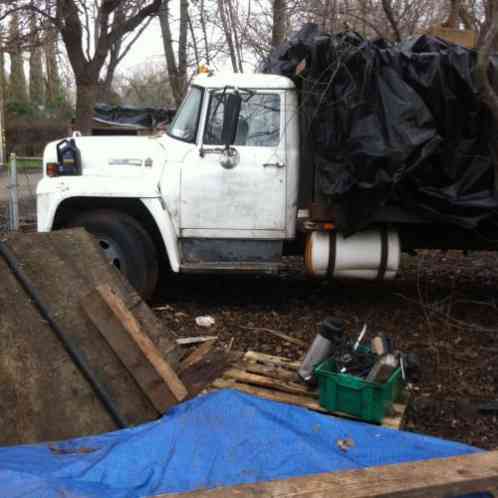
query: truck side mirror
221 93 242 148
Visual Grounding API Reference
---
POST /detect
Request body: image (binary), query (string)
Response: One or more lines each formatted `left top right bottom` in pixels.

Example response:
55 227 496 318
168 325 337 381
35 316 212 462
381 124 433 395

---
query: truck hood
43 135 167 179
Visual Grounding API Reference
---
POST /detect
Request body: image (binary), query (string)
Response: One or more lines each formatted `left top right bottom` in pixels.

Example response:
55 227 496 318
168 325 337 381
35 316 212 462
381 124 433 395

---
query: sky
116 1 249 76
119 18 166 73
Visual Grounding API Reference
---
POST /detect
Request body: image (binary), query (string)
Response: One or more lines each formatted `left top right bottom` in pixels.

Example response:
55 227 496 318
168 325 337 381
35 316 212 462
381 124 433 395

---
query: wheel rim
96 235 127 274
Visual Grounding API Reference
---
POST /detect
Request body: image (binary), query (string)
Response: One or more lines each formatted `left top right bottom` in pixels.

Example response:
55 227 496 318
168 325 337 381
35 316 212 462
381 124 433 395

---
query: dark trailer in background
91 105 176 137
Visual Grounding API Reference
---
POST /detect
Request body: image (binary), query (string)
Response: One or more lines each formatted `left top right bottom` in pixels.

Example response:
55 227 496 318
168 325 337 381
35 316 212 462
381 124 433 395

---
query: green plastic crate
314 356 404 423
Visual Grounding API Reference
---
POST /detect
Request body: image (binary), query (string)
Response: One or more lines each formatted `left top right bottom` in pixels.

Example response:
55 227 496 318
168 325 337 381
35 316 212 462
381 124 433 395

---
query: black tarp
263 24 498 233
94 104 176 129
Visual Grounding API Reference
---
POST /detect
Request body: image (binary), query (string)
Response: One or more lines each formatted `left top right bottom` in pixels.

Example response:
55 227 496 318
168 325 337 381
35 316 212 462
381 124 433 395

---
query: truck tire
67 210 159 300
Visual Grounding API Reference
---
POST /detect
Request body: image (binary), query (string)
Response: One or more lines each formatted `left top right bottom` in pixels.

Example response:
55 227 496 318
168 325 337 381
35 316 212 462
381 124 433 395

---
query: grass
8 157 43 171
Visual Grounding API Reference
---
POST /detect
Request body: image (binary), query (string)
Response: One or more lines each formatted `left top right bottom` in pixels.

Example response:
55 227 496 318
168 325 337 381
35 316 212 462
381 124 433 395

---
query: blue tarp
0 390 489 498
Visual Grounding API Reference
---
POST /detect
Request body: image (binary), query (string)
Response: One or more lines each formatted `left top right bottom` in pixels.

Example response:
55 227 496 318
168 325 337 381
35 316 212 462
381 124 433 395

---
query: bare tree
159 0 189 105
8 12 28 104
99 7 153 102
380 0 402 41
2 0 162 134
198 0 211 64
44 23 62 107
272 0 287 47
29 12 44 106
477 0 498 124
217 0 241 71
115 62 174 107
0 26 7 101
445 0 462 27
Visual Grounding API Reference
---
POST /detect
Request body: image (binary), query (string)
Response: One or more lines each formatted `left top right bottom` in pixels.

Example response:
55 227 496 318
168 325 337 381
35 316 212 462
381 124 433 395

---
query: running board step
180 262 281 274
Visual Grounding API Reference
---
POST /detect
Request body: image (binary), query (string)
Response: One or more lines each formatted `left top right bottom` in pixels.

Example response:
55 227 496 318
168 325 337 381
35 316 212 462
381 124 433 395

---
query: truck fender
140 198 181 272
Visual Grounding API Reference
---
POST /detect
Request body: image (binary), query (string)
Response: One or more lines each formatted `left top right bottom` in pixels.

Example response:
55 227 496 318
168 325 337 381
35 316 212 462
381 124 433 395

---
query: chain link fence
0 154 42 233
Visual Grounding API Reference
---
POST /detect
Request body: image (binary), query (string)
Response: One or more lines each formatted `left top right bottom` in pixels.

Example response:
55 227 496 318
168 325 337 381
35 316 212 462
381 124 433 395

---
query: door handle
263 162 285 168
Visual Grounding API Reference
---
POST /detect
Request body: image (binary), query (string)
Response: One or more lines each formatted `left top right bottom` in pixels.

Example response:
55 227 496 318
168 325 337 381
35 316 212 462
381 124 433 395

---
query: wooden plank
382 403 408 430
180 341 216 372
212 379 325 413
224 368 316 397
81 289 174 414
243 362 298 382
155 450 498 498
240 326 307 348
181 351 232 398
177 336 217 345
96 284 188 402
244 351 300 370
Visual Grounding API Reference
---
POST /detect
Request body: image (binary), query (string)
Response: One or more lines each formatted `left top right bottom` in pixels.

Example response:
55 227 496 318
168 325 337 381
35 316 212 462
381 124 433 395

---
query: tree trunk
178 0 188 77
477 0 498 178
445 0 461 28
227 0 243 72
29 15 44 107
159 0 185 106
381 0 402 42
199 0 210 64
8 13 28 104
74 80 98 135
218 0 238 72
0 45 6 102
478 24 498 123
188 12 200 68
477 0 498 51
272 0 286 47
45 28 62 107
30 47 45 106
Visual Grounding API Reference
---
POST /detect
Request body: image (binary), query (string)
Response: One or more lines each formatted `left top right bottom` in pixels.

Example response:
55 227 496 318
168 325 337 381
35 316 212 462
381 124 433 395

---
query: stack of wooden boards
210 351 408 430
0 229 214 444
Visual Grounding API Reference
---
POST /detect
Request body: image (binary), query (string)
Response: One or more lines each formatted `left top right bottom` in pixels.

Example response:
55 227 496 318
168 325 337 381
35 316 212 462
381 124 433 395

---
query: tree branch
107 0 160 46
381 0 402 41
115 15 152 66
478 1 498 124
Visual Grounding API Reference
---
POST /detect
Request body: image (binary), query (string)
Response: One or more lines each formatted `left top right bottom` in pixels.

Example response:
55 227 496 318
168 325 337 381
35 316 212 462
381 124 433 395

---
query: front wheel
67 209 159 300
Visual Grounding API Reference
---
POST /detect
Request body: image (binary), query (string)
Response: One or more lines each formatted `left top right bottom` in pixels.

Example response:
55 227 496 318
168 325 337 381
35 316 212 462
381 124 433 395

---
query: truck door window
204 93 280 147
168 86 203 143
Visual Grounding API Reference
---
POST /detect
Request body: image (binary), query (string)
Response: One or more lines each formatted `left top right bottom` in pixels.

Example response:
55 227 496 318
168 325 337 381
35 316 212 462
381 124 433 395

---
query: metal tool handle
263 162 285 168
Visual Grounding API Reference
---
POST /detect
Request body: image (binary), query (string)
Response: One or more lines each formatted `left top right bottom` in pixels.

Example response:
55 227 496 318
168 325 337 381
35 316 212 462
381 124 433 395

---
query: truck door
179 91 286 238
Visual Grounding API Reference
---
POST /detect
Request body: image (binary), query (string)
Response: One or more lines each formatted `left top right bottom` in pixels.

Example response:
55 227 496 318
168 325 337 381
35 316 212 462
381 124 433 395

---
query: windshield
168 86 203 142
204 93 280 147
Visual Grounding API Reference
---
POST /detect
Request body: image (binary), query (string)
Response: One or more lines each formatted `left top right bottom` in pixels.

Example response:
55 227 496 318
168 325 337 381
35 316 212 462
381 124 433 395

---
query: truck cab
37 73 304 298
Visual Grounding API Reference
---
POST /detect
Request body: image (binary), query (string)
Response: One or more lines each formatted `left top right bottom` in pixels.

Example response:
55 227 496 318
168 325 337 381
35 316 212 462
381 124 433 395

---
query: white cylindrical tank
305 229 400 280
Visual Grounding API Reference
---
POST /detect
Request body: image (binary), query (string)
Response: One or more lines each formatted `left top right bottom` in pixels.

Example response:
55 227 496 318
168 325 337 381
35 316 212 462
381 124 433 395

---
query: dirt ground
152 251 498 450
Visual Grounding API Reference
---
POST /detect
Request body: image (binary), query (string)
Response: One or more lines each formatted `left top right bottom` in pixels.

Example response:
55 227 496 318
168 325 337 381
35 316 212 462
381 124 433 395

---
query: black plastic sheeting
263 24 498 233
94 104 176 129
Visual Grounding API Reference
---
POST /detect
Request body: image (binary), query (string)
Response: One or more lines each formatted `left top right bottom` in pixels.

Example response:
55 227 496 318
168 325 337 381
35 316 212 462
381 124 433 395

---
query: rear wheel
67 209 158 300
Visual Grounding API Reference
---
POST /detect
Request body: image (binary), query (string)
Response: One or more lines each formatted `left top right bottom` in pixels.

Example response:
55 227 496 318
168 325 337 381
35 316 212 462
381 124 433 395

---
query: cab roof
192 72 295 90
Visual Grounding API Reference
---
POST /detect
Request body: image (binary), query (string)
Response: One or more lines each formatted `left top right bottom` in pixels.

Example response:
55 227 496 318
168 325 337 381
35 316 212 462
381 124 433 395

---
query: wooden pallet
211 351 408 430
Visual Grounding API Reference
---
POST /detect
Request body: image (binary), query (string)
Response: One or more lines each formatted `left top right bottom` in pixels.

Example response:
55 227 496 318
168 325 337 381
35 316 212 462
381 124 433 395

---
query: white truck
36 72 484 298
